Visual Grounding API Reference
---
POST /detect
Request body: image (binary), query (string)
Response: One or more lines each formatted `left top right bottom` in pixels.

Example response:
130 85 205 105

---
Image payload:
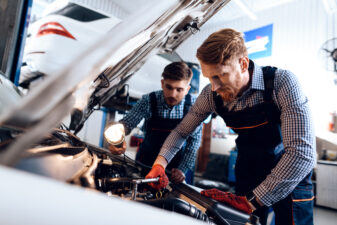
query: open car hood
0 0 230 165
0 1 259 224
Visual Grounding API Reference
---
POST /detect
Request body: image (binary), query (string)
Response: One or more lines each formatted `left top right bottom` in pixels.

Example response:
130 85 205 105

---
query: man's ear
186 85 191 94
161 79 164 89
240 56 249 73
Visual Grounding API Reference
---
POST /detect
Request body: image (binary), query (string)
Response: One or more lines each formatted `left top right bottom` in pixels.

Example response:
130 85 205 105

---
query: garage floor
314 206 337 225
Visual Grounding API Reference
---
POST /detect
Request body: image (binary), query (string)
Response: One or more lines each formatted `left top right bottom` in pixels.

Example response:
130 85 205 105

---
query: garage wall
176 0 337 138
76 110 104 146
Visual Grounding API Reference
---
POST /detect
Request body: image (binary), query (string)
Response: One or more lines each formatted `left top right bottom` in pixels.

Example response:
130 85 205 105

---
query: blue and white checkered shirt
159 61 316 206
120 90 203 173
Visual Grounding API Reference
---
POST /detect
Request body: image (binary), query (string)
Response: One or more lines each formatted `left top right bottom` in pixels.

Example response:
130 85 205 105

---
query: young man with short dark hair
109 61 202 184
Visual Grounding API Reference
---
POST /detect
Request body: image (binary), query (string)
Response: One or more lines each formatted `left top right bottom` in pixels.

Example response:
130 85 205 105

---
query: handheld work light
104 123 125 148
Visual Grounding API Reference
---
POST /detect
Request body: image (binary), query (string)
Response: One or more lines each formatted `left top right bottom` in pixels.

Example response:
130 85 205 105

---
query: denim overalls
213 66 314 225
136 92 193 182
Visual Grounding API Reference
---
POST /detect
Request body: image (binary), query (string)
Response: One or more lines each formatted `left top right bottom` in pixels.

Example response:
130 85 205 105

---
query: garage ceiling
40 0 298 20
111 0 297 21
210 0 296 21
39 0 337 21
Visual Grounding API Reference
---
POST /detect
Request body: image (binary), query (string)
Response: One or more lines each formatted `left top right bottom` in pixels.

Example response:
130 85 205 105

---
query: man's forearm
153 155 168 168
177 139 201 173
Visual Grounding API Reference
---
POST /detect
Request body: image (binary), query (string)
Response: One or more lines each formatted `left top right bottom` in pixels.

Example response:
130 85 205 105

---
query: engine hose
139 197 210 223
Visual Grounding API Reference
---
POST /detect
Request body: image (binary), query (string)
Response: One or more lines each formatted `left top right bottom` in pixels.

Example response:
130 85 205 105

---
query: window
52 3 108 22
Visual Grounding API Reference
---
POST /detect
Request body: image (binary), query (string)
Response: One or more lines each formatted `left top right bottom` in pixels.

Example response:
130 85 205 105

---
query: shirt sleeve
159 85 214 163
253 69 316 206
177 123 203 174
119 94 150 135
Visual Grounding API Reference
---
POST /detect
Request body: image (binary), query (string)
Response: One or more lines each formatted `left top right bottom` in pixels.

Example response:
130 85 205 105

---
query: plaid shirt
160 61 316 206
120 90 203 173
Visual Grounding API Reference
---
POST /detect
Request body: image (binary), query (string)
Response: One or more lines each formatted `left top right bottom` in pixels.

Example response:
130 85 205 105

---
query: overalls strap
149 92 158 118
262 66 277 103
183 94 192 116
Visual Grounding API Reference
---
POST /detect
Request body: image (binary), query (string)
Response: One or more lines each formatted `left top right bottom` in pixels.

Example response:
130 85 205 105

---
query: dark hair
162 62 192 81
196 28 247 65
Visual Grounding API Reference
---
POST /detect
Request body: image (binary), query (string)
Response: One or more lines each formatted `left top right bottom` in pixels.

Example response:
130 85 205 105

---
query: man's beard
166 97 178 106
217 86 238 102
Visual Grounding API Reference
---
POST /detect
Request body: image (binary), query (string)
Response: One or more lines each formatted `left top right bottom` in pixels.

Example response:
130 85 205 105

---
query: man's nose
168 89 177 97
172 89 179 96
211 79 221 92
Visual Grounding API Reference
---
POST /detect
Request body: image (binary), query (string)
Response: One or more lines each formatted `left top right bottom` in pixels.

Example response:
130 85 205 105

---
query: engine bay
5 128 254 225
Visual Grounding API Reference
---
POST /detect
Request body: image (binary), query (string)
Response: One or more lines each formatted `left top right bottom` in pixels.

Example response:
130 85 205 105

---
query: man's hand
170 168 185 183
108 141 126 155
145 164 169 190
201 188 253 214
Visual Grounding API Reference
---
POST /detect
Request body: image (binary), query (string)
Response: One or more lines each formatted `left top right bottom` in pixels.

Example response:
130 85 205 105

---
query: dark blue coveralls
213 66 314 225
136 92 194 183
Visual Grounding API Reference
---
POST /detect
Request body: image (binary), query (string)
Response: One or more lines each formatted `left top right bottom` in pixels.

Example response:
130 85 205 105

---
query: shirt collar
250 60 265 91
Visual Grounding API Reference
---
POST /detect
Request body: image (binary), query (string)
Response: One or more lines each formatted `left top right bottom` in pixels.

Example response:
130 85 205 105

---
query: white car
21 0 166 101
21 0 171 133
21 1 119 84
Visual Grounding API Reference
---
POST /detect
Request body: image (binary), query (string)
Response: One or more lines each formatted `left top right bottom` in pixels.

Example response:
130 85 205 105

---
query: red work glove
201 188 252 214
145 164 169 190
170 168 185 183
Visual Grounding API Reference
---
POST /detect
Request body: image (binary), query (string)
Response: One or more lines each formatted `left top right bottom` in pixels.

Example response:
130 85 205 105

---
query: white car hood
0 0 231 166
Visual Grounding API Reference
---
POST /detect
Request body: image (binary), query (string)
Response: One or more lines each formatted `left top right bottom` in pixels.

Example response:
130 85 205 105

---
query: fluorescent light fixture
233 0 257 20
268 0 294 9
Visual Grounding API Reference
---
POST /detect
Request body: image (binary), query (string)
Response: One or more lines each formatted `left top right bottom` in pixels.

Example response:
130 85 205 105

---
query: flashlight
104 123 125 148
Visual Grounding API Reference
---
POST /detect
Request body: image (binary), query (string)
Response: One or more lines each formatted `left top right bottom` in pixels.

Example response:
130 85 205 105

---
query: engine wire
45 129 251 225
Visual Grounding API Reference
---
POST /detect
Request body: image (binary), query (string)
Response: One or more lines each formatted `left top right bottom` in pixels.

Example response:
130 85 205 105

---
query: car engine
4 128 258 225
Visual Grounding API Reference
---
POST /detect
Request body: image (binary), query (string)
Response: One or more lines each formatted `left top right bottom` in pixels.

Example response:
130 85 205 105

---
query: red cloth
130 135 143 147
201 188 252 214
145 164 169 190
